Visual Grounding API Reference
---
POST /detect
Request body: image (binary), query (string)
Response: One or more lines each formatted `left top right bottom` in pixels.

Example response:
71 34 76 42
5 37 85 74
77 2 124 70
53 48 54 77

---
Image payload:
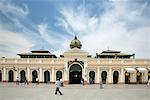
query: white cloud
0 0 29 18
0 28 34 58
57 0 150 58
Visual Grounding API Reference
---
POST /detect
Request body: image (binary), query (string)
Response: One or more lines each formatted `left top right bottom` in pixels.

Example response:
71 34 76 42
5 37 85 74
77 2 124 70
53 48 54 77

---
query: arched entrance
125 71 130 84
137 71 142 84
44 70 50 83
89 71 95 84
0 70 2 82
20 70 26 83
101 71 107 84
32 70 38 83
69 64 82 84
56 71 62 79
8 70 14 82
113 71 119 84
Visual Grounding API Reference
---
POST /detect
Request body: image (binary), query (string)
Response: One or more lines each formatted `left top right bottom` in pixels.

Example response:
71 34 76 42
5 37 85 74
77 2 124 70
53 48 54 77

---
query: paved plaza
0 83 150 100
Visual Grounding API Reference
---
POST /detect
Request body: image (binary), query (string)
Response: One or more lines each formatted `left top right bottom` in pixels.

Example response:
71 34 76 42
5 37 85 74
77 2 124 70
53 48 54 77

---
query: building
0 36 150 84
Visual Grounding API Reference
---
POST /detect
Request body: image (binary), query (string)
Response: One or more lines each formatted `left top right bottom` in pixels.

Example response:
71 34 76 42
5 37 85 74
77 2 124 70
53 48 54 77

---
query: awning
136 68 147 72
124 68 136 73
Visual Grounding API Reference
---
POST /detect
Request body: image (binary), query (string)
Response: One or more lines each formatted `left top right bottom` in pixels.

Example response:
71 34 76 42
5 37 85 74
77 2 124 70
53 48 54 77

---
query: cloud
0 0 29 18
0 0 35 57
0 28 34 58
37 22 70 51
57 0 150 58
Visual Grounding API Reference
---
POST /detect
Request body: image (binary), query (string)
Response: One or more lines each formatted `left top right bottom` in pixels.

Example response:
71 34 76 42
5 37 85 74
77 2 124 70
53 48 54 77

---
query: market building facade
0 36 150 84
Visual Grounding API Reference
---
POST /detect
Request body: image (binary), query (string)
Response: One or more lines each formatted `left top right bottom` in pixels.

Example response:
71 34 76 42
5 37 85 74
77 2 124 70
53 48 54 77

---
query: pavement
0 83 150 100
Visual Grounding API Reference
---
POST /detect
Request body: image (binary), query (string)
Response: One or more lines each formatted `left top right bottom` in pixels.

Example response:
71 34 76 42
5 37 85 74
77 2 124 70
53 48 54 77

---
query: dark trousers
55 87 62 95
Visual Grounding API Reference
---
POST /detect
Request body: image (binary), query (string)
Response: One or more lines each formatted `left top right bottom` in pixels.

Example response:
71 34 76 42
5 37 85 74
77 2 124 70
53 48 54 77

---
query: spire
74 35 77 40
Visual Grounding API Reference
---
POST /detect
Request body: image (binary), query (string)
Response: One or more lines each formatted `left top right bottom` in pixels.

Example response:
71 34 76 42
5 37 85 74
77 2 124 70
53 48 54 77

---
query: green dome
70 36 82 49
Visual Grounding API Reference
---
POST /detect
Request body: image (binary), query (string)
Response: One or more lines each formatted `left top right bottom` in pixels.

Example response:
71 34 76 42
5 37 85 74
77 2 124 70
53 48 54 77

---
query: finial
75 35 77 40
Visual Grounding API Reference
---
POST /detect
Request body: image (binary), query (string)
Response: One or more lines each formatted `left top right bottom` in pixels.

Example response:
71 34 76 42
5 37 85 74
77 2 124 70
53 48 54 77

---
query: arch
44 70 50 83
101 71 107 84
8 70 14 82
0 70 2 82
56 71 62 79
125 71 130 84
20 70 26 83
32 70 38 83
113 71 119 84
69 64 82 84
89 71 95 84
136 71 142 84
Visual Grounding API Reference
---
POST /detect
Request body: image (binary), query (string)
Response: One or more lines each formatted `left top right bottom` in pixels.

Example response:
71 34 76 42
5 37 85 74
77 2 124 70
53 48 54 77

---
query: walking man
55 78 63 95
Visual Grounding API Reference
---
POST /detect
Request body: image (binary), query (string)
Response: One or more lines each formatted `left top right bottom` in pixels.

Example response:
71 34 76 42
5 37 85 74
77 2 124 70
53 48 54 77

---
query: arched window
44 70 50 83
20 70 26 83
8 70 14 82
101 71 107 84
113 71 119 84
56 71 62 79
32 70 38 83
89 71 95 84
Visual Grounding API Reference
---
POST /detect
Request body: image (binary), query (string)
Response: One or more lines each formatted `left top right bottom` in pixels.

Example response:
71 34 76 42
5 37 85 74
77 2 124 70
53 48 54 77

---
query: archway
137 71 142 84
89 71 95 84
20 70 26 83
32 70 38 83
8 70 14 82
113 71 119 84
0 70 2 82
125 71 130 84
44 70 50 83
56 71 62 79
69 64 82 84
101 71 107 84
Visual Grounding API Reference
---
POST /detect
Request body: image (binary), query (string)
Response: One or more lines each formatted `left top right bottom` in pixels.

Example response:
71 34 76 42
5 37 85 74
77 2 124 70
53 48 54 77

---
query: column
27 67 30 81
3 67 6 82
51 67 55 82
39 67 42 82
143 71 148 83
120 68 125 83
15 68 18 81
97 68 100 83
84 60 88 82
64 61 68 81
108 67 112 83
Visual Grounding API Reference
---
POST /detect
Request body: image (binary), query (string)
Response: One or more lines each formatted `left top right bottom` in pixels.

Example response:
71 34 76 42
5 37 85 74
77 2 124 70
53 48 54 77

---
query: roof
31 49 50 53
101 50 121 53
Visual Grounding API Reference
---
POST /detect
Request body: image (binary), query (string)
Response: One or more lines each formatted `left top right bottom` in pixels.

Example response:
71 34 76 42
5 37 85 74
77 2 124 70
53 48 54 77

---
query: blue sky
0 0 150 58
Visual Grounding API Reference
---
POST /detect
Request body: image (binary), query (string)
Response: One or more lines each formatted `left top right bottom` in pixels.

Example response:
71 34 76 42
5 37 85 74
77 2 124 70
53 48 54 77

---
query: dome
70 36 82 49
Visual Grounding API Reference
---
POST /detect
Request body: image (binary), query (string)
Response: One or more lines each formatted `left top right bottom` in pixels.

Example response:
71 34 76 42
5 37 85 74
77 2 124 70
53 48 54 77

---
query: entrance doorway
113 71 119 84
89 71 95 84
8 70 14 82
101 71 107 84
69 64 82 84
20 70 26 83
32 70 38 83
44 71 50 83
125 71 130 84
